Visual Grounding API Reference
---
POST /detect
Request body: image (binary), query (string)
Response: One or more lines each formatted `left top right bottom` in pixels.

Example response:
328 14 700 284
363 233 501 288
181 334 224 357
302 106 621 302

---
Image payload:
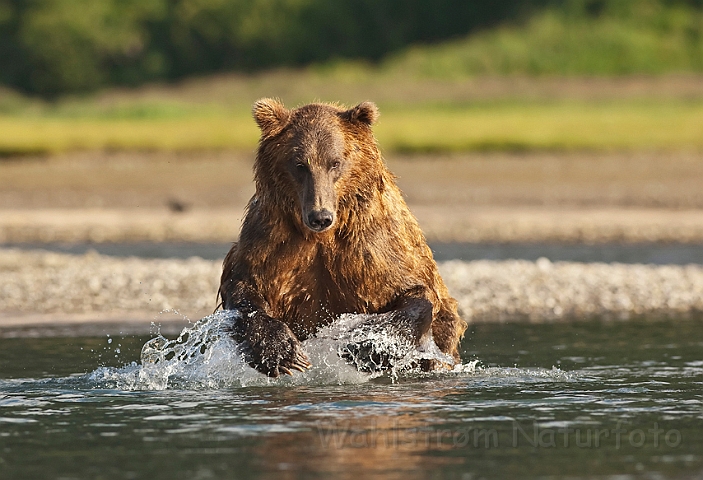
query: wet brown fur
219 99 467 376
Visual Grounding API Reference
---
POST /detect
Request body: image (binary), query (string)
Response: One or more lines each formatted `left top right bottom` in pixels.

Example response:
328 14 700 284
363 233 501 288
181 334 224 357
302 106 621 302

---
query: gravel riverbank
4 207 703 244
2 248 702 331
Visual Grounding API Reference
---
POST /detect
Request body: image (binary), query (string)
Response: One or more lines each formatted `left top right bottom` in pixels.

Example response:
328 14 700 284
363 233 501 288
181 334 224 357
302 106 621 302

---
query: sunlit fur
219 99 467 362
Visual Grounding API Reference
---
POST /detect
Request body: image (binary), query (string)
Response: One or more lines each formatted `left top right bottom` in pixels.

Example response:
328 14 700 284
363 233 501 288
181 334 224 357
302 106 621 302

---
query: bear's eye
295 162 307 171
330 160 341 170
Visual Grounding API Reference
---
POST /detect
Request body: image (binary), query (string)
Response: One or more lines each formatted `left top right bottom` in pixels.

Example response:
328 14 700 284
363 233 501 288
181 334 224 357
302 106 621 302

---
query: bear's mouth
303 208 335 233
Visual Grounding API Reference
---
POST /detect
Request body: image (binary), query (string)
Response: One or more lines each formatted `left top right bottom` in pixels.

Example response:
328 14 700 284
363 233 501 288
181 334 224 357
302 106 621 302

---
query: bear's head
252 98 381 235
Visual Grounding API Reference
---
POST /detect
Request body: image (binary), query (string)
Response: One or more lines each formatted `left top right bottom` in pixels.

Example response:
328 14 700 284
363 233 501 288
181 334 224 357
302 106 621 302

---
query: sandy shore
3 150 703 244
3 206 703 244
0 248 219 336
2 248 702 337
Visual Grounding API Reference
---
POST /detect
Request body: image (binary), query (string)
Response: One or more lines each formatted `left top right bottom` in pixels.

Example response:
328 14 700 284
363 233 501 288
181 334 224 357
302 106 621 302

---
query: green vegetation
2 0 703 95
383 1 703 77
2 90 702 155
0 0 540 95
376 101 703 152
2 0 703 155
0 116 256 156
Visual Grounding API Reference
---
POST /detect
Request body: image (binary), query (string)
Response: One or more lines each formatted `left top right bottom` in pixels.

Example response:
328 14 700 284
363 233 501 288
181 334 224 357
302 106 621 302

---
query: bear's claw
294 351 312 370
271 344 312 377
261 341 310 378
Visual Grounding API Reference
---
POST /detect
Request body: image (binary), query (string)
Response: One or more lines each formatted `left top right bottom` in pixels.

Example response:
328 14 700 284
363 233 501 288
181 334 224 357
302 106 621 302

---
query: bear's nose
307 209 334 231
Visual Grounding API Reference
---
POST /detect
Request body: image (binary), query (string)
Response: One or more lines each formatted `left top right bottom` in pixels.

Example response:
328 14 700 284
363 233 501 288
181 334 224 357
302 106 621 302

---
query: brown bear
218 98 467 377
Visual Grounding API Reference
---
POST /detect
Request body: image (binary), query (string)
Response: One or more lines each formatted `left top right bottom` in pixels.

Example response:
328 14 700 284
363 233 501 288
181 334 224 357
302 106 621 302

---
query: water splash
91 311 244 390
90 310 476 390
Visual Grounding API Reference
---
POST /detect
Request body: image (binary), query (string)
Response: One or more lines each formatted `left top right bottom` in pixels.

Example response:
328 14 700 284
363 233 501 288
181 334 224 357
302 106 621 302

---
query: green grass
0 95 258 155
376 101 703 153
2 99 703 155
381 4 703 78
0 116 258 155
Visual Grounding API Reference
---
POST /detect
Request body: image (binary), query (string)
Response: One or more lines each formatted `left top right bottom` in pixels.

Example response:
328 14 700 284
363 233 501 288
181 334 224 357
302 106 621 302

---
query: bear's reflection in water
251 385 466 479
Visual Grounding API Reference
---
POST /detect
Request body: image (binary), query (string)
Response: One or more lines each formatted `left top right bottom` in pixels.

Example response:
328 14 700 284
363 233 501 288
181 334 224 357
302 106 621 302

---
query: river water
1 314 702 479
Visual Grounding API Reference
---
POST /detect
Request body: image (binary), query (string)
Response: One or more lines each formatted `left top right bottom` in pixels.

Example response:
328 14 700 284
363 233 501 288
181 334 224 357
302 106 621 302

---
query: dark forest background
2 0 703 96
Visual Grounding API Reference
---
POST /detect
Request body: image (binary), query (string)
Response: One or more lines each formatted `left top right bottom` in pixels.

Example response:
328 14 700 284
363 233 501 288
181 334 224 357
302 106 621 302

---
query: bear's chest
258 239 392 338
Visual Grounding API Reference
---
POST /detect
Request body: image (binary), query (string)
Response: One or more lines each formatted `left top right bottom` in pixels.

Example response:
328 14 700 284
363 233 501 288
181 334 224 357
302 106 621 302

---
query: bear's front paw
255 333 311 378
339 339 393 373
337 312 415 373
236 314 312 377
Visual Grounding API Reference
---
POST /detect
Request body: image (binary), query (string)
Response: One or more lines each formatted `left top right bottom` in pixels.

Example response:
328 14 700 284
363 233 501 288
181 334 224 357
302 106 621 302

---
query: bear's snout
306 209 334 232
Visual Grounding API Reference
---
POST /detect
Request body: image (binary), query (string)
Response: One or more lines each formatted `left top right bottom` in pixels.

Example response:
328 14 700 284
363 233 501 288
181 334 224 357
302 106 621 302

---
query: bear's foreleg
227 300 312 378
340 287 437 372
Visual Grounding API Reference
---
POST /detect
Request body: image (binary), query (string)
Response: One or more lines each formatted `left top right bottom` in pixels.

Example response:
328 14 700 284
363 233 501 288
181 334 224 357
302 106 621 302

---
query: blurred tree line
1 0 702 96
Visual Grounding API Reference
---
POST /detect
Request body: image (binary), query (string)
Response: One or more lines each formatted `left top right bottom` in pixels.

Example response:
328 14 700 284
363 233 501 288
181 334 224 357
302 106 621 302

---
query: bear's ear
252 98 290 137
341 101 379 126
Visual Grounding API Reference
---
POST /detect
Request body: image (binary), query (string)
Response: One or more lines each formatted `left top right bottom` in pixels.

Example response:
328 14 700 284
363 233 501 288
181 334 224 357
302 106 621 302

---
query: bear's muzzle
305 209 335 232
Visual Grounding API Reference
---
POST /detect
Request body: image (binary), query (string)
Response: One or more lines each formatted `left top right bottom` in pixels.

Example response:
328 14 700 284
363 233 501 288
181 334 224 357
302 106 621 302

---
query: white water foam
90 310 479 390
